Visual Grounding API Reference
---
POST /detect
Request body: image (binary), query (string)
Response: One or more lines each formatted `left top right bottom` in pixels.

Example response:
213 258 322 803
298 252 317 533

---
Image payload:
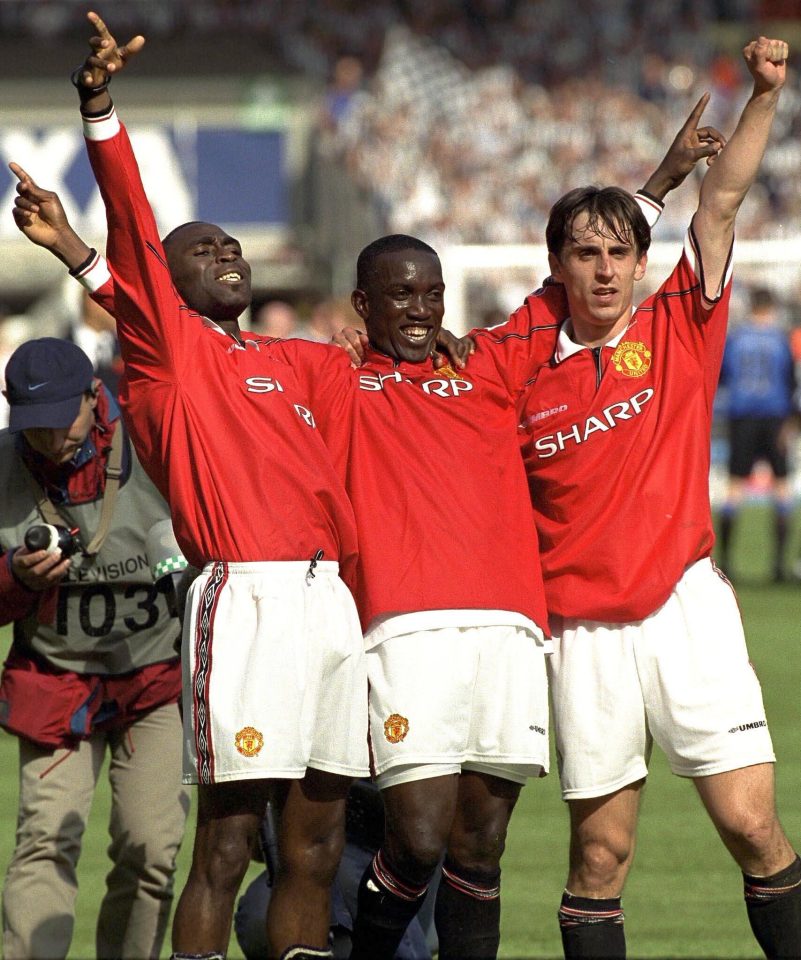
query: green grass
0 503 799 958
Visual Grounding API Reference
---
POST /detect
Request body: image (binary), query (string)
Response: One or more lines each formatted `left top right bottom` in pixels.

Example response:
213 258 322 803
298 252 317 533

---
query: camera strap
24 420 124 557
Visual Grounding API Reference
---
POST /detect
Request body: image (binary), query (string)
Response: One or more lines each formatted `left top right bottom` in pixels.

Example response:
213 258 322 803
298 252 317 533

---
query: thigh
728 418 757 477
184 563 341 784
641 560 776 778
273 768 352 875
13 734 105 859
189 779 270 876
548 618 649 800
466 626 549 777
382 775 460 871
762 418 789 477
367 629 480 775
304 573 369 780
107 702 189 855
448 771 521 866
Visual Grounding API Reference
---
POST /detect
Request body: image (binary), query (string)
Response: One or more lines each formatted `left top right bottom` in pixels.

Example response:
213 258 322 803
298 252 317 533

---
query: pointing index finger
87 10 113 41
8 161 32 184
684 92 711 130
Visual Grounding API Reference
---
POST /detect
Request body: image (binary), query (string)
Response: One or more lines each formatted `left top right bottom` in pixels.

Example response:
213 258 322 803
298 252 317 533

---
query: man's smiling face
163 221 252 322
352 249 445 363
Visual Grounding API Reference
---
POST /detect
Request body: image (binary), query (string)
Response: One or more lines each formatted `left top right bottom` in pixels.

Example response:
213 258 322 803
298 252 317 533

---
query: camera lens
24 524 80 557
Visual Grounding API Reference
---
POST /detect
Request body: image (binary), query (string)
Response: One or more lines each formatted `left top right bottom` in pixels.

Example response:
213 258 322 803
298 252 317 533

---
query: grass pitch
0 503 798 958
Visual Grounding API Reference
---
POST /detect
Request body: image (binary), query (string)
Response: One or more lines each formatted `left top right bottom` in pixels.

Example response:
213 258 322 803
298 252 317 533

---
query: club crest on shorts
384 713 409 744
611 341 651 378
235 726 264 757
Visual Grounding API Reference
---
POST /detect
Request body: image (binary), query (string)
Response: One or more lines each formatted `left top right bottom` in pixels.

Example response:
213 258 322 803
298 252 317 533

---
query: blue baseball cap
4 338 94 433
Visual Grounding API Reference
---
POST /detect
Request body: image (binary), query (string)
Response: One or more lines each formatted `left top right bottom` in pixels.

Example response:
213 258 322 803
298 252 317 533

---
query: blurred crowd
4 0 801 248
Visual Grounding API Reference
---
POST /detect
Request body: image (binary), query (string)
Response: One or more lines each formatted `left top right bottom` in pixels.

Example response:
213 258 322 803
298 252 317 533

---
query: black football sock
558 891 625 959
744 854 801 958
435 857 501 959
348 848 430 960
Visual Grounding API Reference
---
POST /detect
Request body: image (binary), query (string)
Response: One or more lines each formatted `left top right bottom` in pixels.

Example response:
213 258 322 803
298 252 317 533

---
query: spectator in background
717 286 797 581
64 289 123 396
296 297 357 342
250 299 300 338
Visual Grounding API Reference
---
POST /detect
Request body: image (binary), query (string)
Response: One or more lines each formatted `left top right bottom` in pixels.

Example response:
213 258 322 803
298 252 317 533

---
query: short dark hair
161 221 208 251
546 187 651 258
356 235 439 289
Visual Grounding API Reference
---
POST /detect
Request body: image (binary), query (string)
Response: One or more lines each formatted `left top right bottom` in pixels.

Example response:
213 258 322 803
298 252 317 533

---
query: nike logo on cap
28 382 49 391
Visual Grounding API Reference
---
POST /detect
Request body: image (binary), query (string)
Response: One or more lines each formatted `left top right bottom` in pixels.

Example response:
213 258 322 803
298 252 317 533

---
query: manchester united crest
235 726 264 757
384 713 409 744
611 341 652 378
436 363 467 381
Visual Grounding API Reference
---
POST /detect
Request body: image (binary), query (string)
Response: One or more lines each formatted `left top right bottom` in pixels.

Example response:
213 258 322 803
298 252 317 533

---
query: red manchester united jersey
518 228 732 622
79 108 358 574
268 334 552 638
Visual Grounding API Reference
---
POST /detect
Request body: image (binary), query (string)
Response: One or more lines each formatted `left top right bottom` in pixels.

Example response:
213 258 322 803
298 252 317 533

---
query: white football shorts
182 560 369 785
367 623 550 788
549 557 775 800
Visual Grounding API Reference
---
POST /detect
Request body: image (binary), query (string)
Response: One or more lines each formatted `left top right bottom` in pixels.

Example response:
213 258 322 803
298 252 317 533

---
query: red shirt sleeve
82 105 191 383
469 282 567 394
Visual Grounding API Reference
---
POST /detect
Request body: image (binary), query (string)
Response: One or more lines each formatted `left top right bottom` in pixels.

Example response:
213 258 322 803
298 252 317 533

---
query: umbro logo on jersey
519 404 568 429
533 388 654 459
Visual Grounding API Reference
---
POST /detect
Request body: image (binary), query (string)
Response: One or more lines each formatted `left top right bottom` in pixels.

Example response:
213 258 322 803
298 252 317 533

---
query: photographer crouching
0 337 188 960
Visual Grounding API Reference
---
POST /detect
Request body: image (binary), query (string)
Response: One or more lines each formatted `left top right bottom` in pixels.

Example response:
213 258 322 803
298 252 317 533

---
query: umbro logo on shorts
728 720 767 734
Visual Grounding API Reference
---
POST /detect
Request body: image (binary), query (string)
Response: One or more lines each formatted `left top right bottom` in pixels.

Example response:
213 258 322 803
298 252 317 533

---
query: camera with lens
24 524 83 558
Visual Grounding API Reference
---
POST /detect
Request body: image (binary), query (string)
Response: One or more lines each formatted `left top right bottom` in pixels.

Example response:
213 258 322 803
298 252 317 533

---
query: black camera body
24 524 83 558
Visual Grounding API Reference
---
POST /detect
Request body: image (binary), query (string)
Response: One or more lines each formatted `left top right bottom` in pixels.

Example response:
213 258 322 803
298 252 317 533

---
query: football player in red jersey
10 15 369 960
512 37 800 960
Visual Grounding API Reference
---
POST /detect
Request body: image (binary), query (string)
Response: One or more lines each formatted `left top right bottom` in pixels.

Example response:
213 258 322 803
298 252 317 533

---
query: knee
192 825 255 895
718 807 785 864
280 818 346 889
571 832 633 890
448 812 511 873
385 819 446 883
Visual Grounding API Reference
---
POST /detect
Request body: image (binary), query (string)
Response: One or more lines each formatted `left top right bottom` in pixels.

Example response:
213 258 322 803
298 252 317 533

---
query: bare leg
349 774 459 960
695 763 801 958
435 771 521 959
558 782 642 959
693 764 794 875
267 768 351 955
171 779 268 955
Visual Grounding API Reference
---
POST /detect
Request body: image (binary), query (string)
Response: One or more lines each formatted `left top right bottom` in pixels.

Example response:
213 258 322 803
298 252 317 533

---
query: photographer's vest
0 429 180 675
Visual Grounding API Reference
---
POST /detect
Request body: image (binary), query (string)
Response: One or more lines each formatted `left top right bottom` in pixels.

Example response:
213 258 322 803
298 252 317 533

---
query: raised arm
10 163 93 270
74 10 144 114
693 36 788 297
638 93 725 205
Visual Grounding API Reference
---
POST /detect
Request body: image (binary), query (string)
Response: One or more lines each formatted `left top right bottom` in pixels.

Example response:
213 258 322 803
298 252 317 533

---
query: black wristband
636 188 665 210
70 65 110 100
69 248 98 278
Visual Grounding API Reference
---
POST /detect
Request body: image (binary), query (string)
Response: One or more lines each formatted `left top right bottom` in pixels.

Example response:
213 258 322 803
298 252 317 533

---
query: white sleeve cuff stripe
82 107 120 142
74 254 112 293
635 192 663 229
